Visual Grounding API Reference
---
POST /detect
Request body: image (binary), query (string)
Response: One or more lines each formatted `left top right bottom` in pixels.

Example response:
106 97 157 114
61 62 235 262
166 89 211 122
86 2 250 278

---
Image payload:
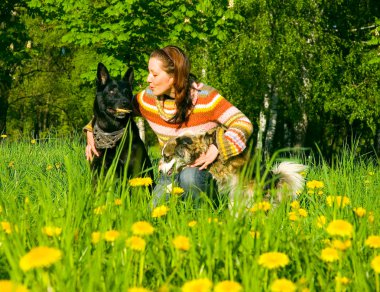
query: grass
0 135 379 291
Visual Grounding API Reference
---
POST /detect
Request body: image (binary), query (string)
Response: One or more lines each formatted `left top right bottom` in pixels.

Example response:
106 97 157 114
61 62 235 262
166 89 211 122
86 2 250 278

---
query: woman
85 45 253 205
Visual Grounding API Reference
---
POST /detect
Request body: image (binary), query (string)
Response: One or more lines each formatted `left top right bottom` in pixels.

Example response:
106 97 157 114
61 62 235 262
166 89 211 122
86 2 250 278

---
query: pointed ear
177 136 193 145
97 63 110 87
123 67 134 91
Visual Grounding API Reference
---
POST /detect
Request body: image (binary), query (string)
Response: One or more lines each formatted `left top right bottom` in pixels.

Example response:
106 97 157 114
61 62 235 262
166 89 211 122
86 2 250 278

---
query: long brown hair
150 45 194 124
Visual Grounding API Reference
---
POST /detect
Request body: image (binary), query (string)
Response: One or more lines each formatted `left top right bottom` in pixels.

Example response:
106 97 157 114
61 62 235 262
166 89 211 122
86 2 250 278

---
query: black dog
91 63 153 181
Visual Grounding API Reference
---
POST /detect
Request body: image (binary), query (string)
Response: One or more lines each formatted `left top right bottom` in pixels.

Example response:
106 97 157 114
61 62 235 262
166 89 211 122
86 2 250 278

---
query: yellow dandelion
249 230 260 239
31 139 36 144
1 134 7 138
172 235 190 251
258 252 290 269
214 280 242 292
114 198 122 206
371 255 380 273
127 287 151 292
188 220 197 227
316 215 327 228
365 235 380 248
0 280 29 292
8 161 15 168
250 201 271 213
104 230 120 242
326 195 350 208
320 247 340 262
1 221 12 234
152 205 169 218
91 231 101 244
270 278 296 292
335 276 350 285
129 177 153 187
207 217 219 223
55 163 61 169
290 201 300 209
171 187 185 195
298 208 308 217
332 239 351 251
306 180 324 189
368 211 375 223
46 164 53 171
19 246 62 271
126 236 146 251
131 221 154 236
42 226 62 237
0 206 2 213
94 205 106 215
157 284 170 292
317 190 324 195
289 211 298 221
326 220 353 238
181 278 212 292
353 207 366 217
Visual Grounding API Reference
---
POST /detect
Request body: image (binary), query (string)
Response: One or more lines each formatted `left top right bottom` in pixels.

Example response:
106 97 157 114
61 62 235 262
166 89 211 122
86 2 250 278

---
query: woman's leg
178 167 214 200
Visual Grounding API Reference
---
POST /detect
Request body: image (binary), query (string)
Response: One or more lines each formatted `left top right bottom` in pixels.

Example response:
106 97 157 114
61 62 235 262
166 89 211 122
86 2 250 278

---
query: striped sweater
134 84 253 161
85 84 253 161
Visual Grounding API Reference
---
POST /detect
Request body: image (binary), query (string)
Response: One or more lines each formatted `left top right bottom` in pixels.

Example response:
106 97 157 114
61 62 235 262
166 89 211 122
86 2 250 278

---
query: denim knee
178 167 212 199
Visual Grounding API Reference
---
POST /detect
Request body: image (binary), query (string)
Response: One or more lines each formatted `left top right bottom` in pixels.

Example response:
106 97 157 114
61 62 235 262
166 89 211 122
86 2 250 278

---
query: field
0 136 379 292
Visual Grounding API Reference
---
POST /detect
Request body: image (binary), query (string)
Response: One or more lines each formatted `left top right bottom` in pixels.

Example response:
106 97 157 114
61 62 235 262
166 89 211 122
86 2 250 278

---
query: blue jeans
152 167 215 206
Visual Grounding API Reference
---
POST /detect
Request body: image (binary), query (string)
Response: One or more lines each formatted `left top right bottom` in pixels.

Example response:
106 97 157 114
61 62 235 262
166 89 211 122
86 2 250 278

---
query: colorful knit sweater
85 84 253 161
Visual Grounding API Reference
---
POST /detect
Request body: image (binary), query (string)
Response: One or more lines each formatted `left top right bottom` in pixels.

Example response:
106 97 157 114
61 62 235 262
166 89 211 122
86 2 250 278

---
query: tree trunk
0 80 11 134
264 86 278 156
256 94 269 151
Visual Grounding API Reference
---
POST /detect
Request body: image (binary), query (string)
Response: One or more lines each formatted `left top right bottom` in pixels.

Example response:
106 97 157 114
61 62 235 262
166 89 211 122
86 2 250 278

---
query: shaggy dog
159 128 306 207
91 63 153 180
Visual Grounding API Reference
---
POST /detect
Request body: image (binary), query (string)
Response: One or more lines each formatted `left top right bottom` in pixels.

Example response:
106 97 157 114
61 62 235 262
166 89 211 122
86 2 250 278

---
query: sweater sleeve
212 95 253 161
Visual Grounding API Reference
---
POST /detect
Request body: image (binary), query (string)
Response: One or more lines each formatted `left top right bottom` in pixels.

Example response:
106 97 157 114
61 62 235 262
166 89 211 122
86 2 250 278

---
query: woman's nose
147 73 152 83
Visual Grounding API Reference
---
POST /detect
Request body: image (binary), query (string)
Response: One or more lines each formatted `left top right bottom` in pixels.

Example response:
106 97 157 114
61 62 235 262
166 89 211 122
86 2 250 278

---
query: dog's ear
123 67 134 92
97 63 110 87
176 136 193 145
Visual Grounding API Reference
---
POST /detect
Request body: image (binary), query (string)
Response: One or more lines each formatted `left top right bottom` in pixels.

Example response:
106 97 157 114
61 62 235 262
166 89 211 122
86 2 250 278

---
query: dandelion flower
129 177 153 187
181 278 212 292
288 211 298 221
114 198 122 206
1 134 7 138
172 236 190 251
306 180 324 189
152 205 169 218
290 201 300 209
126 236 146 251
249 230 260 239
104 230 120 242
270 278 296 292
188 220 197 227
371 255 380 273
353 207 366 217
171 187 185 195
326 220 353 238
368 211 375 223
31 139 36 144
332 239 351 251
42 226 62 237
250 201 271 212
131 221 154 236
94 205 106 215
335 276 350 285
326 196 350 208
8 161 15 168
19 246 62 271
316 215 326 228
214 280 242 292
127 287 151 292
298 208 308 217
0 280 29 292
207 217 219 223
91 231 101 244
258 252 290 269
320 247 339 262
1 221 12 234
365 235 380 248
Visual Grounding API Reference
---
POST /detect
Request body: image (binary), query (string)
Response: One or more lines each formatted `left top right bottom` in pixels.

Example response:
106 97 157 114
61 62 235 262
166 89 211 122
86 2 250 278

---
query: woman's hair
150 45 194 124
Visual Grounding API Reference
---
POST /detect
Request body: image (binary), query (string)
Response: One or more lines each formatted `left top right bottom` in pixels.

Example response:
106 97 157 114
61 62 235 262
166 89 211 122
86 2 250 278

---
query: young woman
85 45 253 205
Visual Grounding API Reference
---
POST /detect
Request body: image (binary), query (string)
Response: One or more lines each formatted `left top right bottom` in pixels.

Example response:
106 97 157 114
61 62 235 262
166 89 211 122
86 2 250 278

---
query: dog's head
159 129 216 175
94 63 134 129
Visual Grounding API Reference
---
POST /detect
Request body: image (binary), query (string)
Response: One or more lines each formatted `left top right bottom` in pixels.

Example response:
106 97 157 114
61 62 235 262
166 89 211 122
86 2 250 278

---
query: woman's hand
190 144 219 170
85 130 99 161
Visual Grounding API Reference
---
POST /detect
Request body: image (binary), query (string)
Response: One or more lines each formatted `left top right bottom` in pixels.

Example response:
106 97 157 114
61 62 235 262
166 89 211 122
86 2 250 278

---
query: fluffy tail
271 161 307 201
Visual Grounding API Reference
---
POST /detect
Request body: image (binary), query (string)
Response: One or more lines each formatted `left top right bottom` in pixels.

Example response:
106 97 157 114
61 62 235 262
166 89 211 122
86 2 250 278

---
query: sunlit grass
0 136 379 291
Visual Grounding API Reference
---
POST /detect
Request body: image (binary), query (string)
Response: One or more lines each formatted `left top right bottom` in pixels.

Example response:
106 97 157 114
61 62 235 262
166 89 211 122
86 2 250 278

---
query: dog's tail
271 161 307 201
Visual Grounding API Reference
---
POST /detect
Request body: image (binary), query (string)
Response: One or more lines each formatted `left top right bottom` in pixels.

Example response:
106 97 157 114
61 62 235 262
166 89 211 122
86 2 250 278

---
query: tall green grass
0 136 379 291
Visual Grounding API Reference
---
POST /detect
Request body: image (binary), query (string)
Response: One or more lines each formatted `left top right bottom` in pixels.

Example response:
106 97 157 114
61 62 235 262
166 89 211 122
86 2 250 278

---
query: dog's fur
91 63 153 180
159 128 306 206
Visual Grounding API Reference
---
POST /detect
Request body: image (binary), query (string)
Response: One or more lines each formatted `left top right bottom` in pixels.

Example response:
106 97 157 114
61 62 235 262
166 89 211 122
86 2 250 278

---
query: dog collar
93 123 125 149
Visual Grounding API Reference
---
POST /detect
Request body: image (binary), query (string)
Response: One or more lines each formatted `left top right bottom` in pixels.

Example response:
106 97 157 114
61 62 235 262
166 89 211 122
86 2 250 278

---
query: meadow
0 136 379 292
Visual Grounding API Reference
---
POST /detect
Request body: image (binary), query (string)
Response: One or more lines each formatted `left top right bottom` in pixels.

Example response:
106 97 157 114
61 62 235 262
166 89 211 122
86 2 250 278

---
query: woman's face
147 57 174 97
